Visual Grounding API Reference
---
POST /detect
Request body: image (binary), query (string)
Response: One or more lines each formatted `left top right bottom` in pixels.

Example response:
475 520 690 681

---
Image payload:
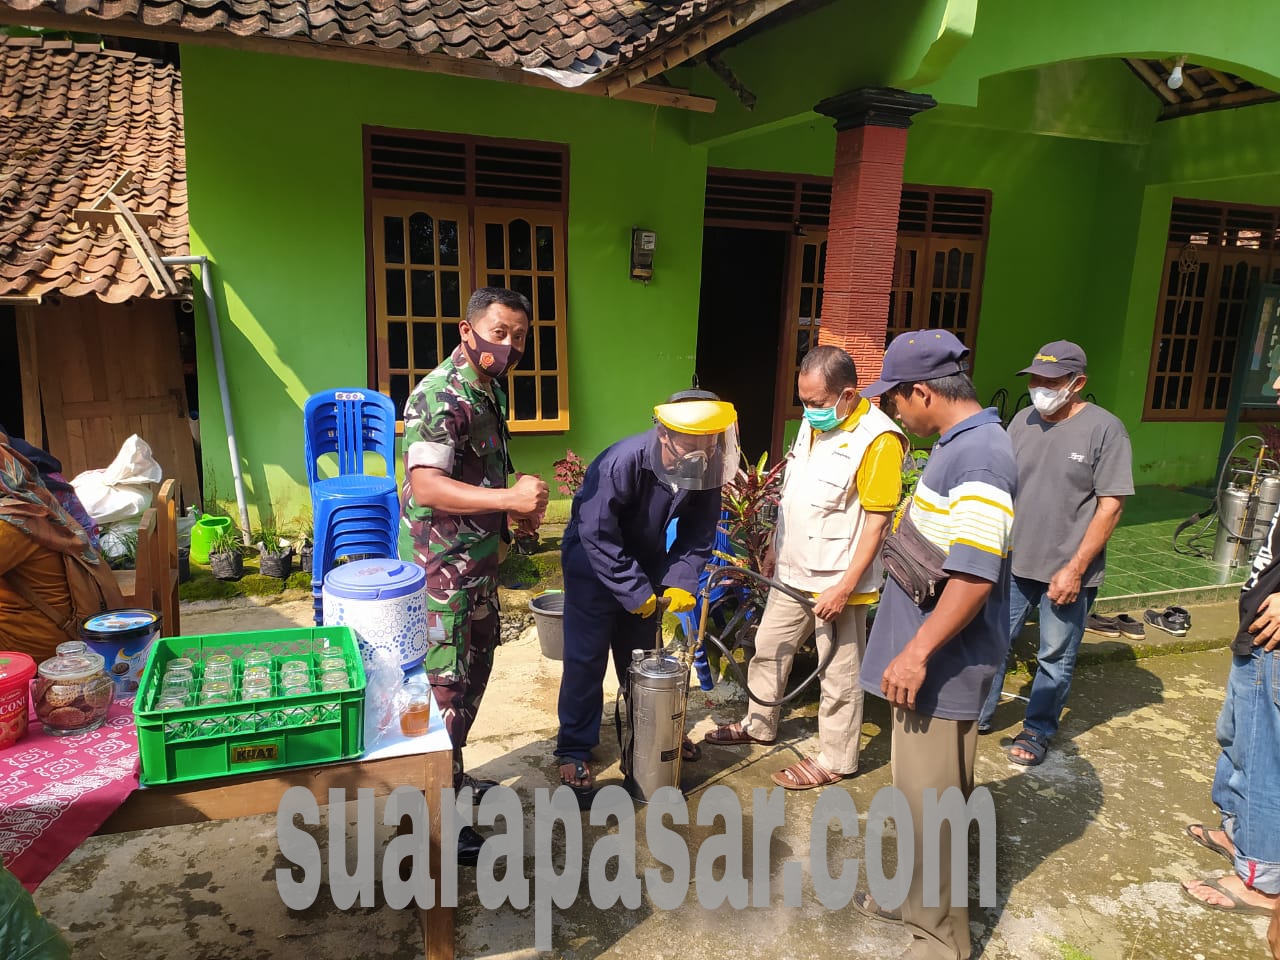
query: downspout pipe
162 255 252 546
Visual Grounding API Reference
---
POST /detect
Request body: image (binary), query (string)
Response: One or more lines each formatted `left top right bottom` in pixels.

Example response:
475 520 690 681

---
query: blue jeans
979 575 1096 737
1211 647 1280 894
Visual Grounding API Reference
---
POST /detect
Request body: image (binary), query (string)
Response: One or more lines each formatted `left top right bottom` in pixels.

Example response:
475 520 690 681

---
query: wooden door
17 299 200 506
772 231 827 454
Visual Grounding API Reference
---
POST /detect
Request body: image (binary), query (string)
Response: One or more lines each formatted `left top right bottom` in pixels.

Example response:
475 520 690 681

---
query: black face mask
673 450 710 482
462 329 522 378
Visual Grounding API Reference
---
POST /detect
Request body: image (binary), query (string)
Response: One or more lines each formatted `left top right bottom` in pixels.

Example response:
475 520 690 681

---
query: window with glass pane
776 234 827 415
371 199 470 421
1145 200 1280 421
885 237 984 351
475 208 569 431
366 129 570 433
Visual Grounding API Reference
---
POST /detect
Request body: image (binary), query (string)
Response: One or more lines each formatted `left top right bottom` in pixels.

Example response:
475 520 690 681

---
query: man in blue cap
853 330 1017 960
979 340 1133 765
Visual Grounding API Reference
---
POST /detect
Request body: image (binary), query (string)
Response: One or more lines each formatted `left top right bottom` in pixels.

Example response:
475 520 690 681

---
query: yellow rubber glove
662 587 696 613
629 594 658 617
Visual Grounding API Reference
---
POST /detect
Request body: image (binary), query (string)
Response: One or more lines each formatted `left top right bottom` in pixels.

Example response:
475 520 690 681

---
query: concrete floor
34 595 1273 960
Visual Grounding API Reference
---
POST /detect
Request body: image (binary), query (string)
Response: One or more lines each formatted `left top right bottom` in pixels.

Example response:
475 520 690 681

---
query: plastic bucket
0 652 37 748
530 592 565 660
322 558 428 671
80 609 161 694
190 515 232 564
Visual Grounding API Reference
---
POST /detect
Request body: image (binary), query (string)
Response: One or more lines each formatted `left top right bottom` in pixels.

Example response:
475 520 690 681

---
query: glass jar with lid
33 646 114 736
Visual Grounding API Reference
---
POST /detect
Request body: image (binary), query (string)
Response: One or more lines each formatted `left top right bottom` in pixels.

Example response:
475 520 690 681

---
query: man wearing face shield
554 393 738 800
978 340 1133 766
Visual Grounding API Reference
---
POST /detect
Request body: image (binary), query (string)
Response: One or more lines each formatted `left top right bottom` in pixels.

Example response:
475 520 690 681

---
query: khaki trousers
741 589 868 775
892 707 979 960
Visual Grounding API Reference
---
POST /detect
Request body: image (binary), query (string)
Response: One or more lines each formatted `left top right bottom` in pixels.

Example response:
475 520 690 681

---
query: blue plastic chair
304 388 400 624
303 389 397 484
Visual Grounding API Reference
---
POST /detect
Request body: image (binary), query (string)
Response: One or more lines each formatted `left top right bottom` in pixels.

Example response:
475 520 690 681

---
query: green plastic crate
134 626 366 786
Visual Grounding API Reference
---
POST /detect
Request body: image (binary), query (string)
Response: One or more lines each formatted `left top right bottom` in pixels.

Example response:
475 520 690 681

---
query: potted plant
256 519 294 579
293 513 314 577
208 527 245 581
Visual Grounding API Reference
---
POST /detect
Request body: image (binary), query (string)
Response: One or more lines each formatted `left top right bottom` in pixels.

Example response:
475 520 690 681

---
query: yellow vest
775 403 905 594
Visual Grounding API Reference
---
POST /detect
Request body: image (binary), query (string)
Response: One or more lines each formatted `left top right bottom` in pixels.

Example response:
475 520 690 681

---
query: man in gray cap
978 340 1133 765
854 330 1017 960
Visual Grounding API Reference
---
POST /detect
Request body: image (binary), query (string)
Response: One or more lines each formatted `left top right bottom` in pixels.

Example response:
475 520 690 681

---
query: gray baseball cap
1019 340 1087 377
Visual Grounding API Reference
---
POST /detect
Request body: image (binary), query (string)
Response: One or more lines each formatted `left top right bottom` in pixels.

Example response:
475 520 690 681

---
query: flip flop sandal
1185 824 1234 864
770 757 848 790
704 721 775 746
851 890 903 924
558 760 595 809
681 738 702 762
1008 729 1049 767
1180 877 1277 915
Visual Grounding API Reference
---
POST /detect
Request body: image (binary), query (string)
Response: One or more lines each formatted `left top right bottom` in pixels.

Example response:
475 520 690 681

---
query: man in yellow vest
705 345 906 788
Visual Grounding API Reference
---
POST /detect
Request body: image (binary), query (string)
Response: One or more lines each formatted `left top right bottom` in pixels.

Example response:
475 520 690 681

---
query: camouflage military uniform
402 344 512 788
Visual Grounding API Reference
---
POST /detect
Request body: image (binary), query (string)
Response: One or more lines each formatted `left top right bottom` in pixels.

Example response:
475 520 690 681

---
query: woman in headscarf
0 424 101 550
0 430 121 659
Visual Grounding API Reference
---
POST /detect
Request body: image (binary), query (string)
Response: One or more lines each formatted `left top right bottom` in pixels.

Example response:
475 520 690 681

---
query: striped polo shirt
861 407 1018 721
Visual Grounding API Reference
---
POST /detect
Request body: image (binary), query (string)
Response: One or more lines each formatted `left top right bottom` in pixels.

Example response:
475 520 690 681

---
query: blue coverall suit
555 429 721 764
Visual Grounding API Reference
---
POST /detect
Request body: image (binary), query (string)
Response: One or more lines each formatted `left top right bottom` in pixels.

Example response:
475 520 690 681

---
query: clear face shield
648 400 740 492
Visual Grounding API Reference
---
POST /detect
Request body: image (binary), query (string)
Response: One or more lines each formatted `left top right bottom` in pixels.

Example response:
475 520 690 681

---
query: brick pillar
814 88 935 387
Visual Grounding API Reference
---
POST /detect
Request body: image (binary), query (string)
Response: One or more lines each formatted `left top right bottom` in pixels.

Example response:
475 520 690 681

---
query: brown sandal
770 757 848 790
704 721 775 746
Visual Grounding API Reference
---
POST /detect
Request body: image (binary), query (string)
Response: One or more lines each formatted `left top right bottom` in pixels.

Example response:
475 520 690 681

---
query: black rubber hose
695 566 840 708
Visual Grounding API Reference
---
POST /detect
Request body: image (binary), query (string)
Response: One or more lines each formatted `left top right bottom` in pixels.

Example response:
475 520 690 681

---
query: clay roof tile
0 39 187 301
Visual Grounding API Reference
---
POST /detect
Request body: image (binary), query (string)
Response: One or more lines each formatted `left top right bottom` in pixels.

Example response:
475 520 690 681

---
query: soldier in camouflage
402 287 548 864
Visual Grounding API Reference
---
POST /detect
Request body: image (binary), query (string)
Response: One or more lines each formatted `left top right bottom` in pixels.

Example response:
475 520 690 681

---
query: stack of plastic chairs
664 510 754 690
303 389 400 625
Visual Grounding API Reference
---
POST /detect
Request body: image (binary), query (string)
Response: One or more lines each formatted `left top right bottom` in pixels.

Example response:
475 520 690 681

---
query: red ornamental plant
553 449 587 498
719 452 786 581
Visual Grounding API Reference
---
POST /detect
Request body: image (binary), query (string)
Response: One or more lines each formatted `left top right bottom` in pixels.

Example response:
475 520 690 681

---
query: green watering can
189 515 232 564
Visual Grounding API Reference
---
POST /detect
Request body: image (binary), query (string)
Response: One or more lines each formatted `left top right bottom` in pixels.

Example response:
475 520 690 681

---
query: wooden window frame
1143 198 1280 422
772 231 828 446
723 171 992 446
363 126 571 434
474 206 570 430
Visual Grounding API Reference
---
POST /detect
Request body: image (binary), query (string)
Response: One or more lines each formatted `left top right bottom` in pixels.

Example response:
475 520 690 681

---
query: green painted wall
179 0 1280 518
708 108 1140 425
684 0 964 146
181 46 709 523
930 0 1280 107
688 0 1280 147
708 56 1280 487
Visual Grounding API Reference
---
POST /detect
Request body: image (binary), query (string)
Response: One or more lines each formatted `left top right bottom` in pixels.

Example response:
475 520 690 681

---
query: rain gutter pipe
161 255 252 545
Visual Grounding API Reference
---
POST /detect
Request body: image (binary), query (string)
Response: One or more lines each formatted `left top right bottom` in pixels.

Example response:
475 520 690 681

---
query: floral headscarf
0 430 100 564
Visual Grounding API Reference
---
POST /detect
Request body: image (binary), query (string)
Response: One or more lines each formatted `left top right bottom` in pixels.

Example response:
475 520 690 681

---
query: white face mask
1029 378 1080 416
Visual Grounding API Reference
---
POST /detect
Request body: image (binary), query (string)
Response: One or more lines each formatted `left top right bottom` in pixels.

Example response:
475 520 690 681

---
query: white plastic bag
102 435 163 486
363 649 406 751
71 435 163 524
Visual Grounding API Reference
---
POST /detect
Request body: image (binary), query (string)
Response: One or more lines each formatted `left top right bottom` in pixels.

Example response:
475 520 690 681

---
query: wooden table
96 749 454 960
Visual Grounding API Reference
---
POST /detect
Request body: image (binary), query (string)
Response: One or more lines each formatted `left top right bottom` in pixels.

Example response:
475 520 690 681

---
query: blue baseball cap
861 329 971 398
